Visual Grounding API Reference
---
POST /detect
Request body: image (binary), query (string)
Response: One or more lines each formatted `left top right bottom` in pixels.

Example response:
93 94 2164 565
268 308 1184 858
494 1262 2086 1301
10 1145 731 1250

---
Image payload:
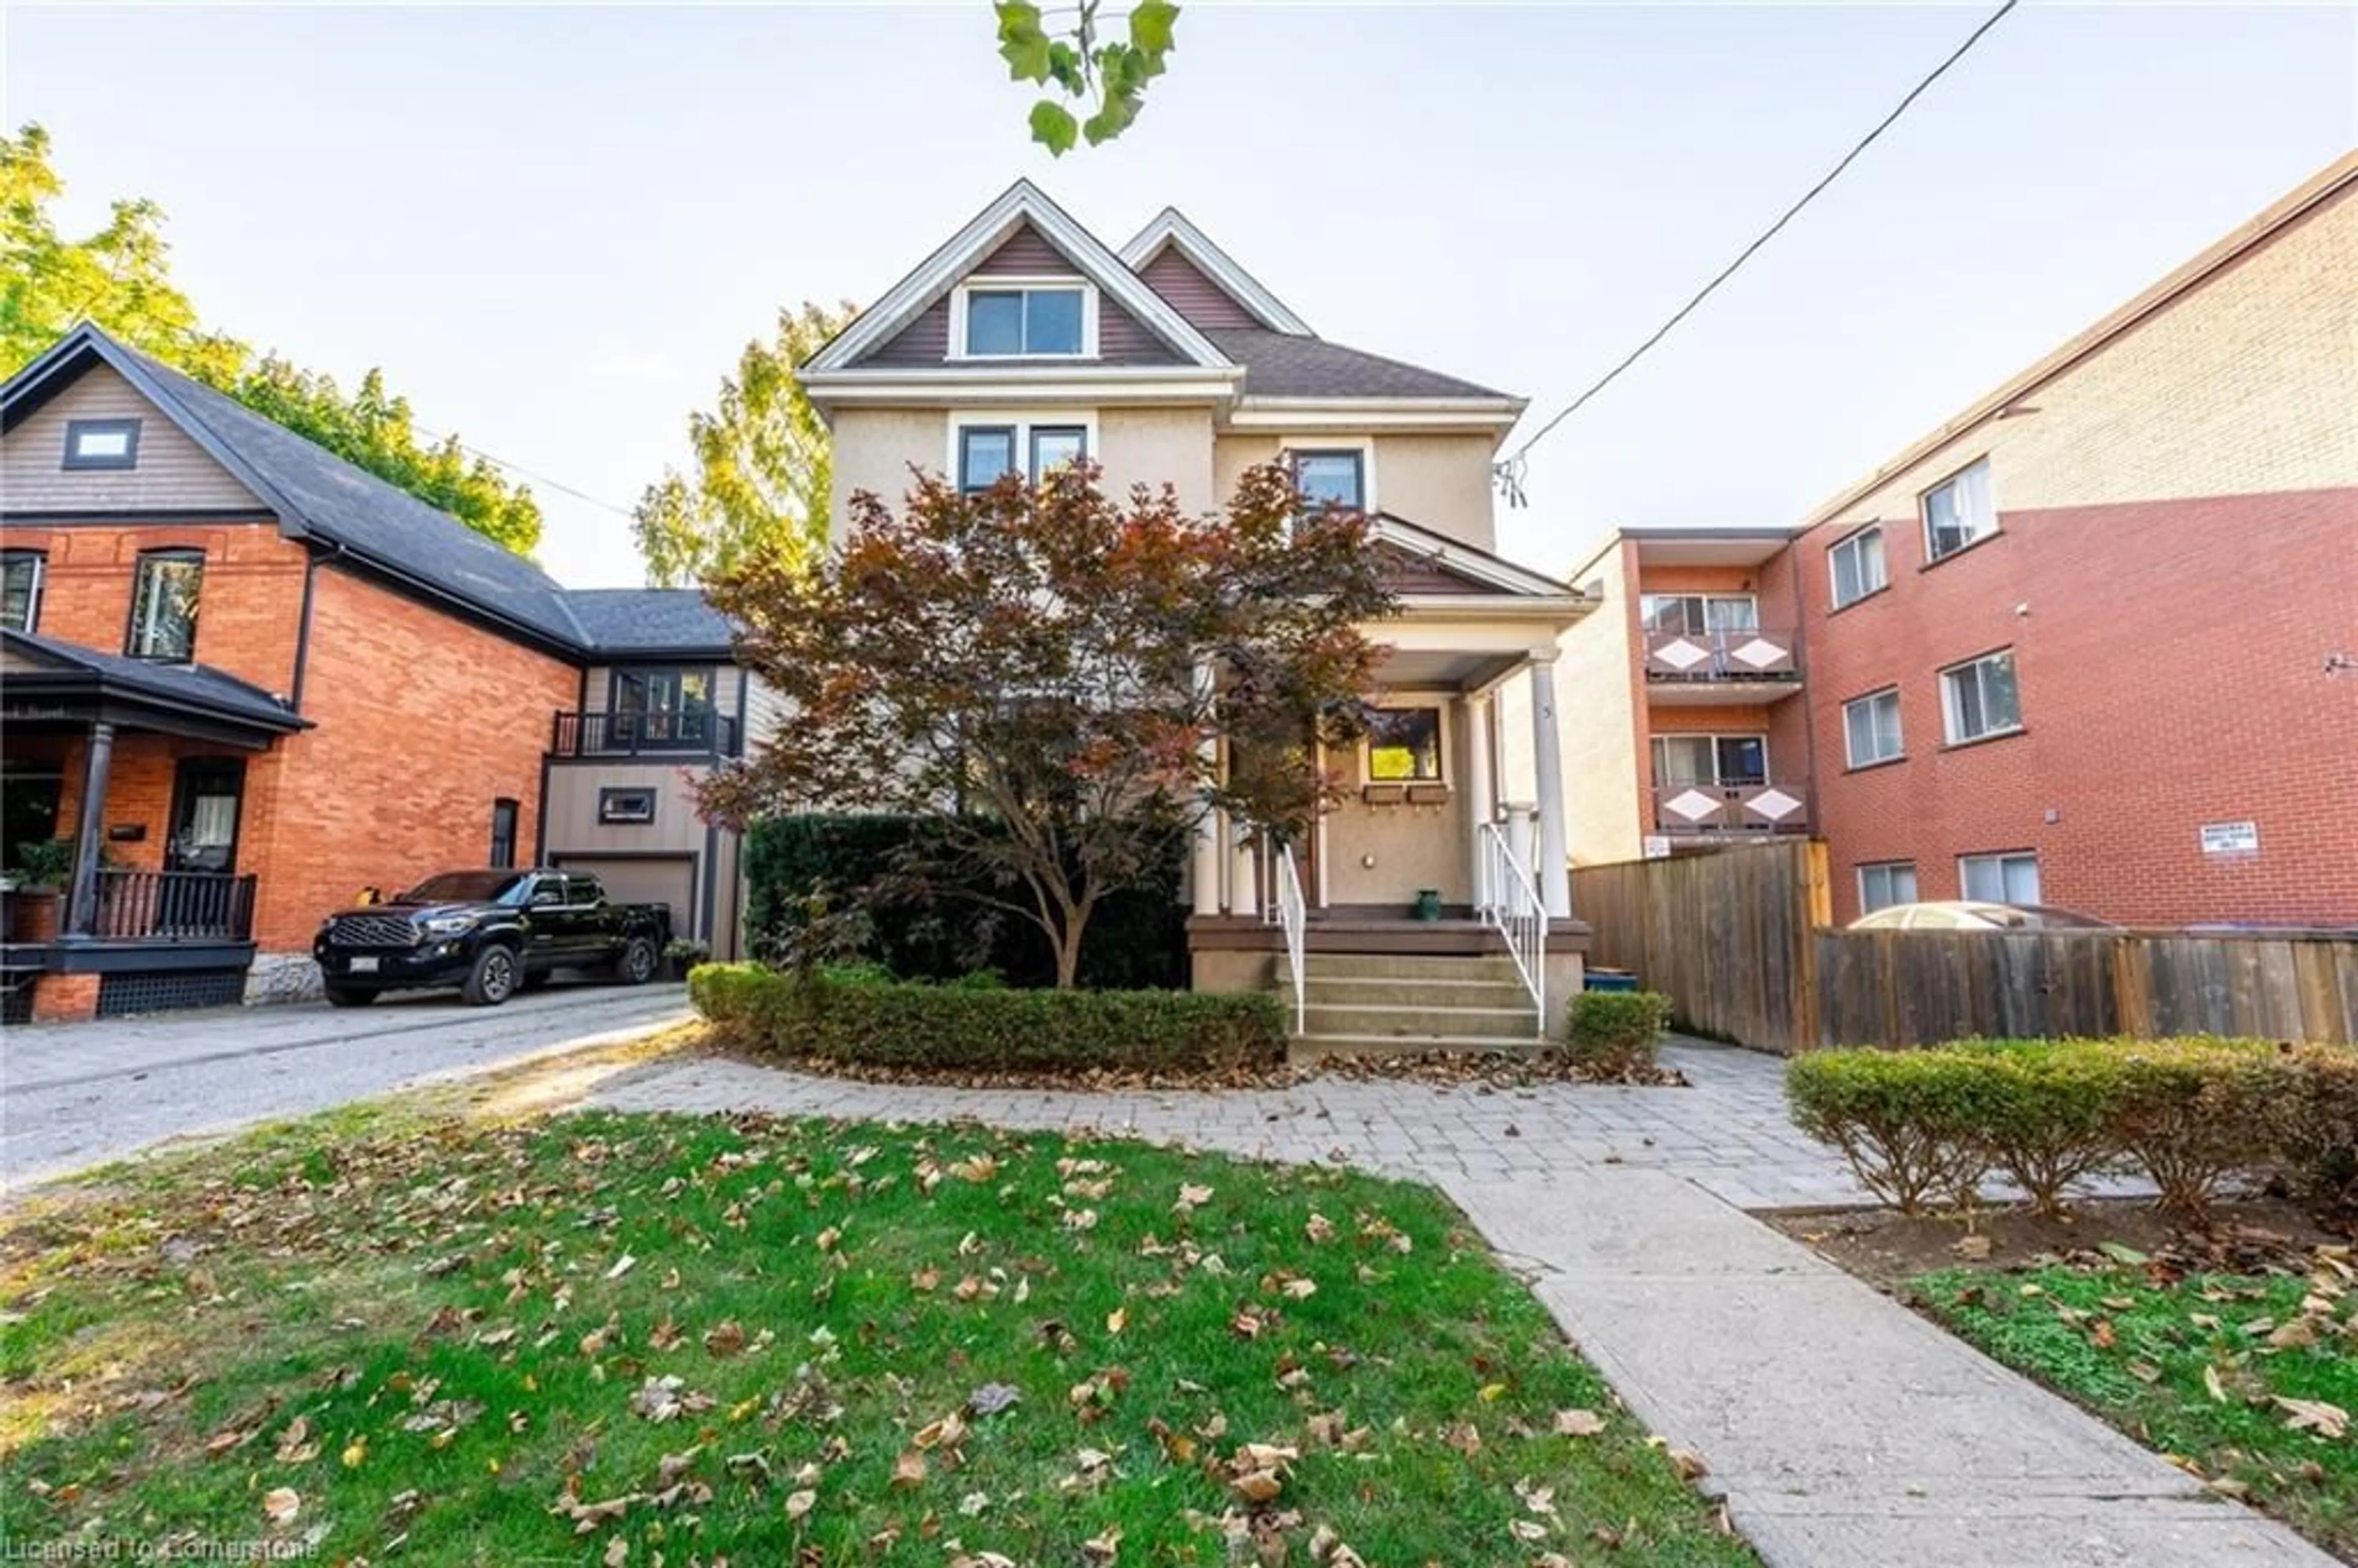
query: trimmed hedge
1565 990 1673 1076
689 962 1286 1076
742 813 1187 990
1787 1036 2354 1219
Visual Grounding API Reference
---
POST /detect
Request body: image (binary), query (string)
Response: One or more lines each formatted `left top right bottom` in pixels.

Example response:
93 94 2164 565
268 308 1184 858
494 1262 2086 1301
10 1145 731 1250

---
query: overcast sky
8 2 2351 586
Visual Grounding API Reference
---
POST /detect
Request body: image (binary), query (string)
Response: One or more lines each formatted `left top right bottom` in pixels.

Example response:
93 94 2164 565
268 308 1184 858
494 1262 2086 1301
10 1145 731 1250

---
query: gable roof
2 326 736 661
1369 514 1581 599
804 180 1232 376
565 588 737 657
1118 208 1313 335
1207 328 1512 402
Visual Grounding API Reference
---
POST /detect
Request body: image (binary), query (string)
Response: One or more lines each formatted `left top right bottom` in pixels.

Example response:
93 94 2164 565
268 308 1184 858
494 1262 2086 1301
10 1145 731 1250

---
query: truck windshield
399 872 530 905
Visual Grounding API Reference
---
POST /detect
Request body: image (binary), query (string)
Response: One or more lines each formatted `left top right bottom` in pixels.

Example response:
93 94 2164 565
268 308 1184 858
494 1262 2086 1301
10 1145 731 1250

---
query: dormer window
956 281 1092 358
63 417 142 470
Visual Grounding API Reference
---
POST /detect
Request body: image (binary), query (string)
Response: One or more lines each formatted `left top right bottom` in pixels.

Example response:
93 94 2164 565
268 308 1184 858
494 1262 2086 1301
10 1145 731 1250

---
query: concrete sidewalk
1450 1170 2337 1568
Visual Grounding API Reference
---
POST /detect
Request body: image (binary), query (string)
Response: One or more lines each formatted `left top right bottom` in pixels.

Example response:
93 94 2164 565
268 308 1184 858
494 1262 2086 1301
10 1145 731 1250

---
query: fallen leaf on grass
703 1321 746 1357
969 1382 1022 1416
1551 1408 1605 1437
603 1537 629 1567
2273 1397 2349 1439
785 1488 817 1521
892 1448 927 1489
1107 1306 1128 1335
261 1487 301 1525
1175 1184 1214 1213
2203 1365 2228 1403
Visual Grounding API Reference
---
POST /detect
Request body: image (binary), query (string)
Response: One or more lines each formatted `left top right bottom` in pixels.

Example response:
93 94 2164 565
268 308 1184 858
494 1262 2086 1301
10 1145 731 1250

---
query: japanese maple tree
699 461 1395 987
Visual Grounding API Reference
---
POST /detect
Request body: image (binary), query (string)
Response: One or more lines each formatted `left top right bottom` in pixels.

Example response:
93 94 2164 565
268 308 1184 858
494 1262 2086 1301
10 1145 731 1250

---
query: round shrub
1784 1048 1995 1215
1565 990 1673 1076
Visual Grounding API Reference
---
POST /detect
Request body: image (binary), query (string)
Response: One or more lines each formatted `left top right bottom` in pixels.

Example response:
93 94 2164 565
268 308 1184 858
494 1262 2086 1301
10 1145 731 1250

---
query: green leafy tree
632 300 855 588
1 122 541 556
699 461 1395 987
995 0 1181 155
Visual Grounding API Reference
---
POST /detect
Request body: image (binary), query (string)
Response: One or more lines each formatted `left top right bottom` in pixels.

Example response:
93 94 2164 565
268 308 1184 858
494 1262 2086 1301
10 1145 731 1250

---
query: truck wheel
614 934 659 987
462 944 521 1006
324 986 375 1008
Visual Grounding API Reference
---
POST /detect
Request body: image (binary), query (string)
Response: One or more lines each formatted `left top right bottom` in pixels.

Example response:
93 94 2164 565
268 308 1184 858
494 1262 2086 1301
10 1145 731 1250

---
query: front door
168 759 244 873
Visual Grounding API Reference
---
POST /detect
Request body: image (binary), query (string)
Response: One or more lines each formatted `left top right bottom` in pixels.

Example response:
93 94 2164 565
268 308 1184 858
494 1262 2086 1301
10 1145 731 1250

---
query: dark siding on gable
850 221 1186 368
1376 545 1514 596
1139 248 1264 332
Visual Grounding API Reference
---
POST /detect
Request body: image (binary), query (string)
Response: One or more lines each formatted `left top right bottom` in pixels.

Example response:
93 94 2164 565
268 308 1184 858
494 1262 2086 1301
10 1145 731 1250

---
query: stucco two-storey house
1 327 766 1022
800 182 1595 1042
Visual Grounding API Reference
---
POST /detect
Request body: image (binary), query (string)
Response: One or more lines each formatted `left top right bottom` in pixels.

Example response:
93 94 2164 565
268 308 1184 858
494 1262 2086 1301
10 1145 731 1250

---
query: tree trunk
1051 900 1096 990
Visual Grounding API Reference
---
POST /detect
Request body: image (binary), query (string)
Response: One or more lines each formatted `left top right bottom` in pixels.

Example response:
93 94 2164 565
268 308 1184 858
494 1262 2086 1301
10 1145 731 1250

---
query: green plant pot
1411 888 1442 922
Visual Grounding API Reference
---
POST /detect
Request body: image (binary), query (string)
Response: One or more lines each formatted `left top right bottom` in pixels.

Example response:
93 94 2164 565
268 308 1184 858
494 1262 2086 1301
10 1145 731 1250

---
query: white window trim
1939 650 2022 745
1828 526 1886 609
1281 436 1377 514
1920 456 1998 562
1857 860 1919 914
1639 592 1761 632
2 551 44 633
946 411 1101 489
1358 699 1450 786
1649 731 1770 786
948 274 1099 361
1958 850 2039 904
1842 687 1905 769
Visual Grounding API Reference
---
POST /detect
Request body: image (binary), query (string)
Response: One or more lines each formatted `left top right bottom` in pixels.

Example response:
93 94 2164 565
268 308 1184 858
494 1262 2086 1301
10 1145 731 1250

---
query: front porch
1185 557 1595 1044
1 630 300 1021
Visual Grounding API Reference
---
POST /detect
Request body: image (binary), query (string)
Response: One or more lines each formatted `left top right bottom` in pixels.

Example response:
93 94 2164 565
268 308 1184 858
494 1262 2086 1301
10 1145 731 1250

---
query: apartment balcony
548 708 742 760
1643 627 1803 704
1652 779 1811 838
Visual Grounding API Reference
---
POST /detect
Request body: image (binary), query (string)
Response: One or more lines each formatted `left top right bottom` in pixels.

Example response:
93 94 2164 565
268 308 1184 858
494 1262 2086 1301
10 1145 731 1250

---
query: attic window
958 282 1091 357
63 418 141 471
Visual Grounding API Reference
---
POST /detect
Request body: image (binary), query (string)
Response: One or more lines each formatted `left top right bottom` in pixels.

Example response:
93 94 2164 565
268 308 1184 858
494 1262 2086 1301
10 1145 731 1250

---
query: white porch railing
1271 839 1307 1036
1477 820 1547 1036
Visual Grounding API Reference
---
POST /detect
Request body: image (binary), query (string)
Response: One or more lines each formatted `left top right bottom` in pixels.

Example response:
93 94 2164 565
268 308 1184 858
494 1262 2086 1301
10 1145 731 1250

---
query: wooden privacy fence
1572 840 2358 1051
1570 840 1830 1053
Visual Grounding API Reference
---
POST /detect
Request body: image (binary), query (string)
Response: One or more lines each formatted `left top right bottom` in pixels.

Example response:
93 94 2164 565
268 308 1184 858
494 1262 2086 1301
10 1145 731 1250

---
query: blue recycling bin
1584 967 1639 993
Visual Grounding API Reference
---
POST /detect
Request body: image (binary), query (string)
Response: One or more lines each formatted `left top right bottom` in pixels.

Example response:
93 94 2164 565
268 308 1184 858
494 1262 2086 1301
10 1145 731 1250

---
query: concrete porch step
1301 1001 1539 1040
1298 976 1536 1008
1281 953 1525 984
1290 1032 1551 1061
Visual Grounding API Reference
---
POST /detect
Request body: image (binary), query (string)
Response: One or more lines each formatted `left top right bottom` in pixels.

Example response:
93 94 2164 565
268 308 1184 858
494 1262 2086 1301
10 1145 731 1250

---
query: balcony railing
1653 779 1811 836
92 869 258 942
1644 627 1800 682
550 708 742 759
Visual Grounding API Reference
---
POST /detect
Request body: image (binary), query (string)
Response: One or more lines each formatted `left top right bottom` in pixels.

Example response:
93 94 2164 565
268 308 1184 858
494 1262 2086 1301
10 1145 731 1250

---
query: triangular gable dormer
1368 514 1582 599
1119 208 1312 336
804 181 1231 377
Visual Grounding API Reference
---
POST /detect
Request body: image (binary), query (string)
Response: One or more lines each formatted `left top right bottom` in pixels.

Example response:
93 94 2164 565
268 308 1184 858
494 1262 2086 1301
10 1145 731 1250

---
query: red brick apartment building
1557 151 2357 928
2 327 766 1022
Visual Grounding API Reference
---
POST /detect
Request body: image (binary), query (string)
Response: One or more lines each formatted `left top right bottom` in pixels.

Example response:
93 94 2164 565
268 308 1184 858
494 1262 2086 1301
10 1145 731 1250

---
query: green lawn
1 1105 1752 1566
1915 1252 2355 1559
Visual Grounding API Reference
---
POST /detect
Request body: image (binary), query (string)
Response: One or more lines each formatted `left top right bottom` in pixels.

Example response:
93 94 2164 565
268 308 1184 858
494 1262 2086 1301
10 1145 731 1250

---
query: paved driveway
0 981 691 1191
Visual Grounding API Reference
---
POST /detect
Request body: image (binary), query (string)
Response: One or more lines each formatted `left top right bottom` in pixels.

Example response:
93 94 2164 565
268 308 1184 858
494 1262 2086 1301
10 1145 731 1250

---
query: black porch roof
0 630 308 748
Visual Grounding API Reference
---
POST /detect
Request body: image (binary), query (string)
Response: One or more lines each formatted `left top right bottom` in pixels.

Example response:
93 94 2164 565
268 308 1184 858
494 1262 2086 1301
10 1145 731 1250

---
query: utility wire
1495 0 2021 502
415 423 638 518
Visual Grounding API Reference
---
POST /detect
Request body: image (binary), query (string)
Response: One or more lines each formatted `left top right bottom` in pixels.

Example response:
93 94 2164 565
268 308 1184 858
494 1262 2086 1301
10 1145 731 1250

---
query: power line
1495 0 2021 502
414 424 638 518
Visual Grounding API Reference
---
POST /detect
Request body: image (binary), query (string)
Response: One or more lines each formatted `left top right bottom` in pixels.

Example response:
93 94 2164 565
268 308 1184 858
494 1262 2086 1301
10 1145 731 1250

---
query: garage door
558 855 697 940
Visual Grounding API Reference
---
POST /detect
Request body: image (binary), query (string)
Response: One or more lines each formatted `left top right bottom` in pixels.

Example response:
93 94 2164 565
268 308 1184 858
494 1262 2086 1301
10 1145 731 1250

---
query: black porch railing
92 869 259 942
549 708 742 759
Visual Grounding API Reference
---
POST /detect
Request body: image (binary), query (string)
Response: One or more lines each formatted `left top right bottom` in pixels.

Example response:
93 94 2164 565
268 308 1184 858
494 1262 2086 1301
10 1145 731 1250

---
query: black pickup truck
313 869 670 1007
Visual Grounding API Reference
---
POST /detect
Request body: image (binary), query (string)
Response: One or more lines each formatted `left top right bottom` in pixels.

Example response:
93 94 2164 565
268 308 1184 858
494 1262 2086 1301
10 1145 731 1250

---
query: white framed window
1940 649 2021 743
951 277 1096 359
127 548 202 661
1843 688 1904 767
1959 851 2040 905
1362 704 1446 783
1278 438 1377 518
1829 526 1886 608
1 550 43 633
1640 594 1759 635
1651 734 1768 787
1921 457 1996 562
1858 861 1918 914
949 413 1097 492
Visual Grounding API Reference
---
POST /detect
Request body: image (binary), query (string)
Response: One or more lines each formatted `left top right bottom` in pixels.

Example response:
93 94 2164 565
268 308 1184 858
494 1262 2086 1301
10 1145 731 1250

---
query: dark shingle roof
120 347 594 648
1203 327 1510 400
564 589 737 654
4 629 306 732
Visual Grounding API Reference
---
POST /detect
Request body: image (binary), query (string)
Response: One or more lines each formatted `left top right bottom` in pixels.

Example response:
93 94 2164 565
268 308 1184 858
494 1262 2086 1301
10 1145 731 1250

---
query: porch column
1527 653 1573 918
1191 658 1221 917
1463 691 1495 914
1230 821 1260 920
64 720 116 937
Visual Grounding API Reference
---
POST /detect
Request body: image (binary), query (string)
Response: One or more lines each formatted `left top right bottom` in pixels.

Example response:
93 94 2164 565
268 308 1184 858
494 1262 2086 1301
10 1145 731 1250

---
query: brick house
1 325 765 1022
799 181 1595 1042
1551 150 2357 928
